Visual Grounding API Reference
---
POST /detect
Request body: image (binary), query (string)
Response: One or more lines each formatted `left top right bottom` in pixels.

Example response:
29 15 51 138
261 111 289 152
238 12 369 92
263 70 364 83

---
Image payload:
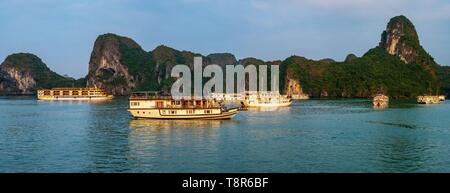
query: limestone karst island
1 3 450 178
1 16 449 103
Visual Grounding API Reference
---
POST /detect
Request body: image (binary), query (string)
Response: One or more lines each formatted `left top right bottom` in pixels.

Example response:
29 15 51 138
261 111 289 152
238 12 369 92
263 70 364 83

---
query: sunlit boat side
127 91 239 120
373 94 389 108
37 88 113 101
242 91 292 107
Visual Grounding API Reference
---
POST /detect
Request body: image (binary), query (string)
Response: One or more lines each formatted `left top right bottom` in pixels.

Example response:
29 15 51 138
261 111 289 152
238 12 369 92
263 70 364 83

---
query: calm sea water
1 96 450 172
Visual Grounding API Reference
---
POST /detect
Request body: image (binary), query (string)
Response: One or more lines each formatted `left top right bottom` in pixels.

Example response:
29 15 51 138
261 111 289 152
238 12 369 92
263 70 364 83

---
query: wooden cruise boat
373 94 389 107
417 95 441 104
128 92 239 120
37 88 113 101
290 94 310 100
242 91 292 107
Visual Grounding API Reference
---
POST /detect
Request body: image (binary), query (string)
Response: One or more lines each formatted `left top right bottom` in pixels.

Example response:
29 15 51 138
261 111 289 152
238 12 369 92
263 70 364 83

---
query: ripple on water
1 98 450 172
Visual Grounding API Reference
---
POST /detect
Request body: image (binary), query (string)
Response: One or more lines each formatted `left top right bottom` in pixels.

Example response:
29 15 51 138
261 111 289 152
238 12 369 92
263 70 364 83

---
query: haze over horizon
1 0 450 78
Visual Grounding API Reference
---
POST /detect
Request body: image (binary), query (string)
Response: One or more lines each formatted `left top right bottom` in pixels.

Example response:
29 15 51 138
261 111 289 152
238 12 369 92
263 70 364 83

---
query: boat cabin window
72 91 79 95
156 101 164 108
63 91 70 95
82 91 88 95
53 91 60 95
44 91 50 95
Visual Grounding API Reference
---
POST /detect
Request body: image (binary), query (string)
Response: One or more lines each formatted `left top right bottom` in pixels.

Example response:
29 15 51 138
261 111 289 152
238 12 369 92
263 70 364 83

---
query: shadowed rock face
85 34 291 95
0 54 40 94
344 54 358 63
207 53 237 67
2 16 446 97
86 33 139 95
0 70 22 95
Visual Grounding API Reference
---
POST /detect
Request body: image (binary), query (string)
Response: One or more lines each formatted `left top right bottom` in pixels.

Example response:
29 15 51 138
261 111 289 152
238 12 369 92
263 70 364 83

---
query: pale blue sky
1 0 449 78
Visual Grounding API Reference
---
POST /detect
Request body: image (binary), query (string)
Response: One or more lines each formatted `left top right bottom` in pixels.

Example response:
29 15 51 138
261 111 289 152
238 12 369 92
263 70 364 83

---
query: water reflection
368 106 431 172
388 100 418 109
84 99 131 172
373 105 388 110
2 97 450 172
376 136 430 172
127 119 227 172
128 119 224 130
245 106 291 112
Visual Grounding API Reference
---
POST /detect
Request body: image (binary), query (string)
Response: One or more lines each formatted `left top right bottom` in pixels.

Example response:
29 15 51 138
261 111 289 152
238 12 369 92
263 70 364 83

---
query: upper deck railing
39 87 106 91
129 91 173 100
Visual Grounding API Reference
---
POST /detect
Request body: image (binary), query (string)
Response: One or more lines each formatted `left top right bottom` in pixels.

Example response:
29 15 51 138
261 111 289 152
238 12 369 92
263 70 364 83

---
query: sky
1 0 449 78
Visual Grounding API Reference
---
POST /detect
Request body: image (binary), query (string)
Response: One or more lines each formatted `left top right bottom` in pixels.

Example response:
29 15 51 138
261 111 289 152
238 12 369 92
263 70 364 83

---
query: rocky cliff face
379 15 440 93
379 16 438 76
0 64 36 94
285 76 303 96
2 15 445 97
281 15 441 98
380 16 419 64
0 70 22 95
86 33 278 95
0 53 80 95
207 53 237 67
86 33 140 95
80 16 445 97
151 45 198 88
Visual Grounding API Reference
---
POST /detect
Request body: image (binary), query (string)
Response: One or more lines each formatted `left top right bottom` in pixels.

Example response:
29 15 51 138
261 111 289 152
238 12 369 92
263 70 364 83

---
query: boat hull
37 95 113 101
373 100 388 107
417 96 441 104
128 108 239 120
243 100 292 107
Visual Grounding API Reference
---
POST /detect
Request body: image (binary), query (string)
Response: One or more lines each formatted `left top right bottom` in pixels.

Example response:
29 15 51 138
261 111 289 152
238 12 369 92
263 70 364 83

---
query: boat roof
130 91 172 100
39 87 106 91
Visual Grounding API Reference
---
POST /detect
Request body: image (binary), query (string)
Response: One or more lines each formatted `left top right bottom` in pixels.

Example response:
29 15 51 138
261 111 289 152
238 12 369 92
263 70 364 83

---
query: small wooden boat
373 94 389 108
417 95 441 104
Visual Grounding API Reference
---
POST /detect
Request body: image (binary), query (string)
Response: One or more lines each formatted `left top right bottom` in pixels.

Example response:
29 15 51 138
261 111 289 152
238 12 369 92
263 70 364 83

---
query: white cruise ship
242 91 292 107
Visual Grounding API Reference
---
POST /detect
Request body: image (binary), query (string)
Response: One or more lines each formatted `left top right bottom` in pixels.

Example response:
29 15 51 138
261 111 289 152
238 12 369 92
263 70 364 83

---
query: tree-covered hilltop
281 15 443 99
0 53 85 95
87 33 256 95
438 66 450 96
1 16 449 97
3 53 73 87
281 47 438 98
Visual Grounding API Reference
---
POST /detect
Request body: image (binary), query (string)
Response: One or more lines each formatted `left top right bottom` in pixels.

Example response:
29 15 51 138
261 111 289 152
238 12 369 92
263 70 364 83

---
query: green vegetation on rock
281 47 439 98
1 53 85 91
